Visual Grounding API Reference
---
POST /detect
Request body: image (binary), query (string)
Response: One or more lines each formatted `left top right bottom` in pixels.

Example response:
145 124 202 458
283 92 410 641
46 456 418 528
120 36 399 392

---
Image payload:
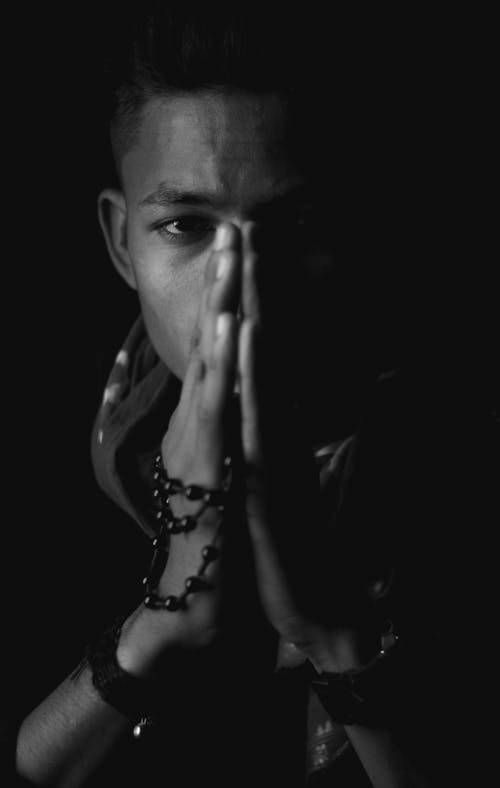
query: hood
91 315 181 537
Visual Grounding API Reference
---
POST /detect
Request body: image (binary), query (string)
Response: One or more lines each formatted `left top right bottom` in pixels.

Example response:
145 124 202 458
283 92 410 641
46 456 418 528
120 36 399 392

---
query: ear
97 188 137 290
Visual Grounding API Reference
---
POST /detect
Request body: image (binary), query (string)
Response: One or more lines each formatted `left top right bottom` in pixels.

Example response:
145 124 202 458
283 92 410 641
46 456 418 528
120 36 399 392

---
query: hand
117 224 241 675
238 223 380 671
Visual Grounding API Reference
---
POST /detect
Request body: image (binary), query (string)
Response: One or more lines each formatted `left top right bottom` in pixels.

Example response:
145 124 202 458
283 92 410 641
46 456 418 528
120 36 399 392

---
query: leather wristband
308 628 420 726
84 616 222 728
85 617 163 721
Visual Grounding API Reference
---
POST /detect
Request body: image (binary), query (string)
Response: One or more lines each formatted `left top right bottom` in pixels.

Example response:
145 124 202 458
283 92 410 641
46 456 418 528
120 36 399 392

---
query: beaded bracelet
82 455 232 740
142 452 231 611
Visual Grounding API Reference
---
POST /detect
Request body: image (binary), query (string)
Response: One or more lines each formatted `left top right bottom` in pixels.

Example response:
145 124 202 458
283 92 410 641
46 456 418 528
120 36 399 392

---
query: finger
190 252 218 355
241 222 262 323
199 227 242 365
190 225 232 354
204 223 240 304
239 317 263 469
176 350 205 417
199 312 238 469
199 249 240 362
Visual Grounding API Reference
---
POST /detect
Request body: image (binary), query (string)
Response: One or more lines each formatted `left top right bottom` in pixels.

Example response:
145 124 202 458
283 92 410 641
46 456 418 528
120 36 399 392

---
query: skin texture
99 91 308 379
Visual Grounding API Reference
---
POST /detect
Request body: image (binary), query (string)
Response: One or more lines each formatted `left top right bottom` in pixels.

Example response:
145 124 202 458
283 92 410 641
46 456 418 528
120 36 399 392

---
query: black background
3 9 145 717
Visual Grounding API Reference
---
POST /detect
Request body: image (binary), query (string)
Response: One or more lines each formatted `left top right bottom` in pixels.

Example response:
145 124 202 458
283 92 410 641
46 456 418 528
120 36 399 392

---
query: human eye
152 216 215 244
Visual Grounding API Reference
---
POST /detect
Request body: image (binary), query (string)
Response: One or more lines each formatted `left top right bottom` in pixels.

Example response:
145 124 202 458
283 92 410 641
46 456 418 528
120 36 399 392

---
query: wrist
117 599 219 681
116 604 186 680
307 621 410 727
85 615 159 723
306 625 381 673
115 607 153 678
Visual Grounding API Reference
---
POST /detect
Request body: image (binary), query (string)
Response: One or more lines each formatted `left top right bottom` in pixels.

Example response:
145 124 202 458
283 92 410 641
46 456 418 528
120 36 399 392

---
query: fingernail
216 252 230 280
214 224 230 251
216 313 228 338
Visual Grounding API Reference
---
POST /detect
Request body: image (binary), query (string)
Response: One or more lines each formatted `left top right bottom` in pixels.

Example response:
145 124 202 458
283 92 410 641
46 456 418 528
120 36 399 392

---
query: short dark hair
101 2 410 226
103 6 325 177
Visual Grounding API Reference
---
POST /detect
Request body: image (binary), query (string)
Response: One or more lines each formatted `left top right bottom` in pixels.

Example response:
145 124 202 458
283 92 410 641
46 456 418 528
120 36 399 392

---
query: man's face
120 90 334 381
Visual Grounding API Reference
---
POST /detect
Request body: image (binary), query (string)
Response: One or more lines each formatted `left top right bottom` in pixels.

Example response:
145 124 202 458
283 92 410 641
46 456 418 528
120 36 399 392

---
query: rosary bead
166 519 184 534
185 575 208 593
201 545 220 563
184 484 205 501
163 595 180 611
164 478 183 494
179 515 196 531
144 460 227 612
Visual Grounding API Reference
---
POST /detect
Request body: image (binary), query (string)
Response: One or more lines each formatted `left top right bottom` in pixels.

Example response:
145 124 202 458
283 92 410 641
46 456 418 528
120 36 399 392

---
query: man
13 7 497 786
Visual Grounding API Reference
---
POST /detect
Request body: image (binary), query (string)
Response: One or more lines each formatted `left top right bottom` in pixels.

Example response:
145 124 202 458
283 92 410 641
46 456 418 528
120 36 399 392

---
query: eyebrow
138 182 309 211
138 186 217 209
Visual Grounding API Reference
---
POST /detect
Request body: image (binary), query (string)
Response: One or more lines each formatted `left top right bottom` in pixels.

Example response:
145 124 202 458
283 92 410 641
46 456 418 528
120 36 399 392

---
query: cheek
129 238 206 377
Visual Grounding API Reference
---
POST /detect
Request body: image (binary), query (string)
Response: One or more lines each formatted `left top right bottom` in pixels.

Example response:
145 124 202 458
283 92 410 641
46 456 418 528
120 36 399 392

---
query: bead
164 478 182 494
143 595 153 607
142 576 148 585
179 515 196 531
164 595 180 611
184 484 205 501
153 470 162 482
133 724 142 738
201 545 220 563
185 575 208 593
154 453 162 468
166 519 184 534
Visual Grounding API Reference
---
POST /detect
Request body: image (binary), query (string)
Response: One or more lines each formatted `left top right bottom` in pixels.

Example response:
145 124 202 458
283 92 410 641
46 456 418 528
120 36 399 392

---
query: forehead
122 90 304 209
